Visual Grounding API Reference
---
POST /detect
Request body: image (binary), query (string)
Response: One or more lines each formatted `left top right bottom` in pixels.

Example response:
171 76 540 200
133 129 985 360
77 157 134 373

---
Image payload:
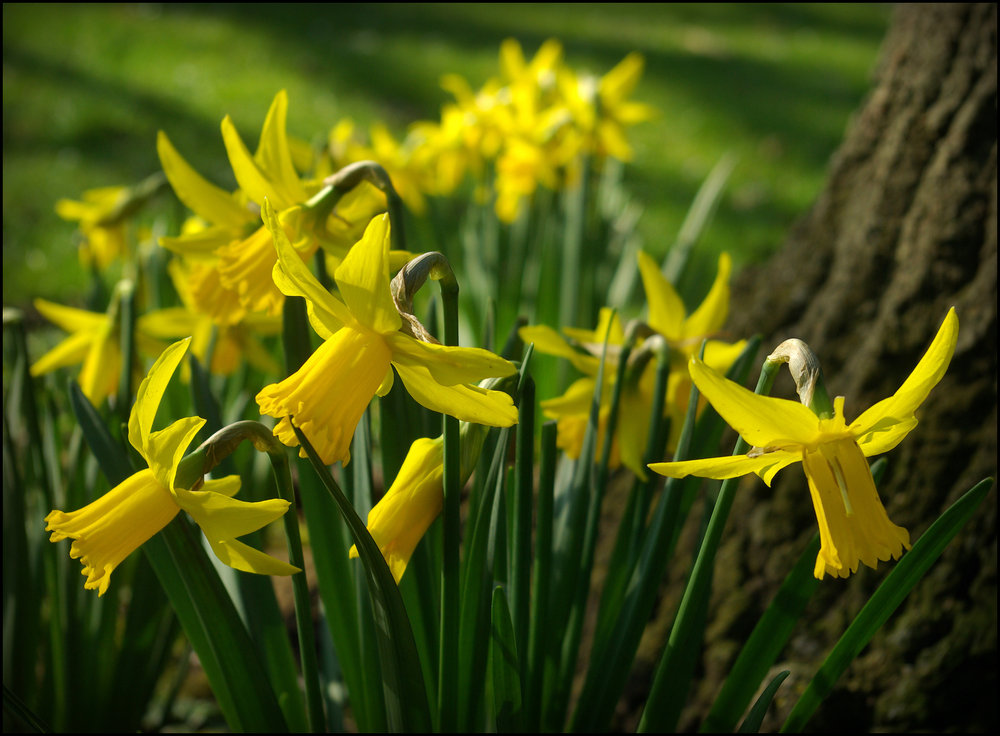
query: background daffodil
256 200 518 466
30 295 167 404
45 338 298 596
519 250 745 477
649 308 959 579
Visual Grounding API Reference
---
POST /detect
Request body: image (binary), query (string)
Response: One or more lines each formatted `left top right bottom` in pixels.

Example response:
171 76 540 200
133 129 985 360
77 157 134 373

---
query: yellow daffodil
30 294 167 404
650 308 959 579
521 308 639 472
520 251 744 477
55 174 164 269
556 51 656 162
55 186 128 269
158 91 335 320
140 259 282 378
349 436 444 583
256 200 518 466
638 250 747 436
45 338 298 596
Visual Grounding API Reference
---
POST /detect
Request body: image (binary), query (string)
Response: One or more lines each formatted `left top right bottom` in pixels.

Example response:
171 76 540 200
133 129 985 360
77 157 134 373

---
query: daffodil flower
31 294 167 404
158 90 339 321
519 251 744 477
55 186 129 269
140 259 282 377
256 200 518 466
45 338 298 596
349 436 444 583
649 308 959 579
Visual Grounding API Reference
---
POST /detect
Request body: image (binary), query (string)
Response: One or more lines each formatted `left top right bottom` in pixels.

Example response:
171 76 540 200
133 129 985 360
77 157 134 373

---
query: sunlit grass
2 3 889 308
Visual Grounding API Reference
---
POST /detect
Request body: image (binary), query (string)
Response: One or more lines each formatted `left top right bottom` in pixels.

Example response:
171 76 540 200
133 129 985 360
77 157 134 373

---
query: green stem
438 272 461 732
267 446 326 733
637 357 780 733
116 280 136 427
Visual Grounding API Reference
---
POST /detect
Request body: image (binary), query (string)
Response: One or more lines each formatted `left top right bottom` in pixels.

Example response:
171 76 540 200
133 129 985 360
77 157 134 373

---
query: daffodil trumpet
649 308 959 579
45 338 299 596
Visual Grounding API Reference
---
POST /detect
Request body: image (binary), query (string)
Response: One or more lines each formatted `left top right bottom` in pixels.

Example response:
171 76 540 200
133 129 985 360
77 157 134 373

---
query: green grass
2 3 889 310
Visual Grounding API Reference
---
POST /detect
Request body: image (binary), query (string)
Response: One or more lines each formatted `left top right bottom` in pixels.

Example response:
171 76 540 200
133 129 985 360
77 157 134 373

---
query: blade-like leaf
738 670 790 733
291 420 432 733
490 586 523 733
781 477 994 732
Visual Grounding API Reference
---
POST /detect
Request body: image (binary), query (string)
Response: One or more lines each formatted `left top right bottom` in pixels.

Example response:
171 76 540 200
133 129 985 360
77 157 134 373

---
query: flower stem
267 446 326 733
638 354 779 733
438 268 461 732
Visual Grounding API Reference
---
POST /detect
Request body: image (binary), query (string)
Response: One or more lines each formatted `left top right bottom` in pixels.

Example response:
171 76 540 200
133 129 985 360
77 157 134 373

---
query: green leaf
489 586 523 733
291 420 432 733
738 670 790 733
457 420 514 730
70 385 288 732
68 381 132 484
781 477 994 732
638 345 777 734
701 535 820 733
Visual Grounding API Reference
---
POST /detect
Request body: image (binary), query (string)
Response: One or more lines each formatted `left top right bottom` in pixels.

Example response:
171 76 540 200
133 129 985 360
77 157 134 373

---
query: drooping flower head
45 338 298 596
349 436 444 583
650 308 959 579
256 200 518 466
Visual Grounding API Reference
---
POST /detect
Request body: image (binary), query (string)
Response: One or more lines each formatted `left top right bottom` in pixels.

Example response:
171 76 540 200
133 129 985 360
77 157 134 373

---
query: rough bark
669 4 995 732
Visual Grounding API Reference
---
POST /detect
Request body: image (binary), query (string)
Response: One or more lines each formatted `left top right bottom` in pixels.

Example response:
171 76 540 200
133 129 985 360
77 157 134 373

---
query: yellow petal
30 330 94 376
159 226 242 256
850 308 958 438
222 115 292 210
76 324 121 405
855 416 919 458
263 199 351 332
157 131 253 229
139 307 199 339
688 357 820 448
561 307 626 347
206 536 300 576
34 299 105 333
701 338 747 374
618 382 655 480
128 338 193 455
376 366 395 397
252 90 308 206
683 252 732 341
333 214 401 334
388 333 516 386
600 52 644 102
202 475 241 498
637 250 685 342
175 485 291 540
540 376 599 418
146 415 206 490
649 449 800 485
518 324 599 375
392 362 518 427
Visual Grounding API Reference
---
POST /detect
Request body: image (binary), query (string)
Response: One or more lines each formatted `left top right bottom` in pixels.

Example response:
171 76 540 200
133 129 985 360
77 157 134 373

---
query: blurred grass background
3 3 890 311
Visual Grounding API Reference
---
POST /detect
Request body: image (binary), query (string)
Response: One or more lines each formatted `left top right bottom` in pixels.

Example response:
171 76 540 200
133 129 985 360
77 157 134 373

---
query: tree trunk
682 4 996 731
